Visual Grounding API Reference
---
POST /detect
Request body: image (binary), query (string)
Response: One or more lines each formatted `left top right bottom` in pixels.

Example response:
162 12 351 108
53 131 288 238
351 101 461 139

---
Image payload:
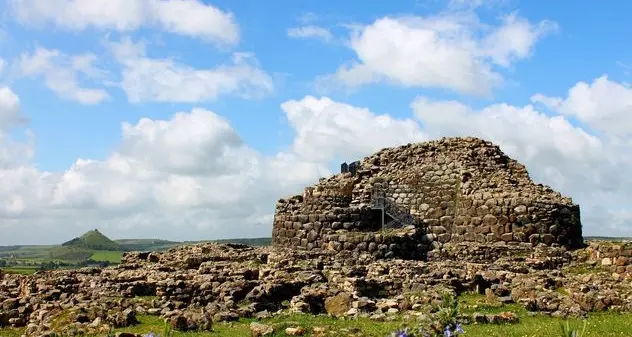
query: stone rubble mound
1 240 631 336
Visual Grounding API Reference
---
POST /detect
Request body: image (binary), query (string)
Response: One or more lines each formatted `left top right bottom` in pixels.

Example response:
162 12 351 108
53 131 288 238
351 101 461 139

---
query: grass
562 264 610 275
112 311 632 337
115 314 406 337
4 292 631 337
90 250 123 263
50 246 95 261
464 312 632 337
0 266 38 275
458 292 526 315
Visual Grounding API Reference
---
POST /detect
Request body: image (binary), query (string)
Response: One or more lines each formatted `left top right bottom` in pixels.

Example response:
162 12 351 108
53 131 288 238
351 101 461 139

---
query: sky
0 0 631 245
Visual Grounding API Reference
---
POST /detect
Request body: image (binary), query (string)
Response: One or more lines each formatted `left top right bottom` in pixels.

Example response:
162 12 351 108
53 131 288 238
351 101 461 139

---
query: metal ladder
371 183 415 230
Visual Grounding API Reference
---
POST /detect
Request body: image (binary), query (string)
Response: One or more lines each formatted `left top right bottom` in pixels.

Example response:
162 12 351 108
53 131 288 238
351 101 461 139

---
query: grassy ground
89 250 123 263
0 266 38 275
107 311 632 337
2 293 632 336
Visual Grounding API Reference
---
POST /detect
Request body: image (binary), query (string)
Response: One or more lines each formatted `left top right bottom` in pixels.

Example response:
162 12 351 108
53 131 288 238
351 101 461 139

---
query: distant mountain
61 229 120 251
115 239 181 252
209 237 271 247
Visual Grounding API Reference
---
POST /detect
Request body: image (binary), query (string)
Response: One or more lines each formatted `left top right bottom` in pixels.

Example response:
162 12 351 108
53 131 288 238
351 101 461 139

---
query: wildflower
444 327 452 337
396 330 409 337
455 323 464 334
144 332 156 337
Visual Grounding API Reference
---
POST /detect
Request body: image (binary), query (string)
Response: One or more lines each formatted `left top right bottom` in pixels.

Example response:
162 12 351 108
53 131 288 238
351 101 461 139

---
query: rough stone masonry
272 137 583 259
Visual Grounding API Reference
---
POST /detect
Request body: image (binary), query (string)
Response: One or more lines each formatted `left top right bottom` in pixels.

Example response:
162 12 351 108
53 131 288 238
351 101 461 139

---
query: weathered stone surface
250 322 274 337
324 293 353 317
1 239 632 335
272 137 583 256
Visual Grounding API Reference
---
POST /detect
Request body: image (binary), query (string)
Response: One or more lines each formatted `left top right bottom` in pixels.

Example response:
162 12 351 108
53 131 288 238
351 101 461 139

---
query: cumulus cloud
531 75 632 137
411 76 632 235
281 96 426 162
10 0 239 45
108 38 274 103
0 88 426 244
0 87 28 130
18 47 110 104
320 11 556 96
287 25 333 43
0 87 33 169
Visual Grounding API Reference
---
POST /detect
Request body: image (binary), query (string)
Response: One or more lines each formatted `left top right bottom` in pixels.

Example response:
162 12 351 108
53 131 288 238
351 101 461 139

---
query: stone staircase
371 183 415 229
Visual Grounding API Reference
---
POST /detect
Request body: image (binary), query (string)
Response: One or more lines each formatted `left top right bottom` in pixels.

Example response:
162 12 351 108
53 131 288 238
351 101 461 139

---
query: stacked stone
585 241 632 275
272 136 584 258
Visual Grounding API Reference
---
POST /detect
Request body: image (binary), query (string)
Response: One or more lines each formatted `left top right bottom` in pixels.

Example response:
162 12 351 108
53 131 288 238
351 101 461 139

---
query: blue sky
0 0 631 244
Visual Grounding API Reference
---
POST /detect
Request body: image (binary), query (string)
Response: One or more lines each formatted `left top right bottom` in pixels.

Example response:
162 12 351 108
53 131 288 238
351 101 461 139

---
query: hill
62 229 120 251
115 239 181 252
209 237 271 246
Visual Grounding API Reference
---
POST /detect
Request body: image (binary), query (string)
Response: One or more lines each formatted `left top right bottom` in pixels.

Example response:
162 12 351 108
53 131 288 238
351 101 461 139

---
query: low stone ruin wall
584 241 632 275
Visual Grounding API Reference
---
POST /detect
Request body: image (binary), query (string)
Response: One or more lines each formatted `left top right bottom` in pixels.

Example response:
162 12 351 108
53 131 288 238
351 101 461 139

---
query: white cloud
281 96 426 162
321 11 555 96
480 13 558 67
18 47 110 104
10 0 239 45
0 87 28 130
287 25 333 43
0 88 428 244
531 75 632 137
0 87 33 169
108 38 274 103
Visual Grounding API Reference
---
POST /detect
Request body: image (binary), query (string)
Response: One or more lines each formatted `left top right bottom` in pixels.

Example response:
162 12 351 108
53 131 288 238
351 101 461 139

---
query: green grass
114 313 405 337
0 245 57 259
464 312 632 337
90 250 123 263
113 311 632 337
50 246 94 261
0 266 38 275
458 292 526 315
2 301 632 336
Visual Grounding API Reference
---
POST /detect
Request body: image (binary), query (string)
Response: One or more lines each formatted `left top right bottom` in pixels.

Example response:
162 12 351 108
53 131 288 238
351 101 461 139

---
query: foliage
144 322 174 337
560 320 587 337
389 292 465 337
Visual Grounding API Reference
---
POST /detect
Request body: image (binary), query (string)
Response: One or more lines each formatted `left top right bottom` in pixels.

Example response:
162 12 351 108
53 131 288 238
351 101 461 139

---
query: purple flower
455 323 464 334
396 330 409 337
444 327 452 337
144 332 156 337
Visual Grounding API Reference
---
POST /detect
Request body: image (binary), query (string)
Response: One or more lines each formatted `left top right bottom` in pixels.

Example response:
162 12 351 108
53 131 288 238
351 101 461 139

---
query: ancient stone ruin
8 137 631 337
272 137 583 259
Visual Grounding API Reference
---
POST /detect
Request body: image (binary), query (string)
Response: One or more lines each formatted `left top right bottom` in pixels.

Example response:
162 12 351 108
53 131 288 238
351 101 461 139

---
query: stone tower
271 137 583 259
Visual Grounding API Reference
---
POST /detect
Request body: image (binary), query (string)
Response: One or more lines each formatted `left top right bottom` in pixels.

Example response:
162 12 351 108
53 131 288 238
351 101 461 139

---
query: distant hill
50 246 94 261
585 236 631 241
61 229 120 251
115 239 180 252
209 237 271 247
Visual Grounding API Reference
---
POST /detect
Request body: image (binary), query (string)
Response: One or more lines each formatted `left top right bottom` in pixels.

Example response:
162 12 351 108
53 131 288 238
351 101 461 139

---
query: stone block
501 233 514 242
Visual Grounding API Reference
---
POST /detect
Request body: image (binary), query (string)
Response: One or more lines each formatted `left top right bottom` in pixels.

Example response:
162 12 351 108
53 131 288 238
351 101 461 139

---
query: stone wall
584 241 632 275
272 137 584 258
